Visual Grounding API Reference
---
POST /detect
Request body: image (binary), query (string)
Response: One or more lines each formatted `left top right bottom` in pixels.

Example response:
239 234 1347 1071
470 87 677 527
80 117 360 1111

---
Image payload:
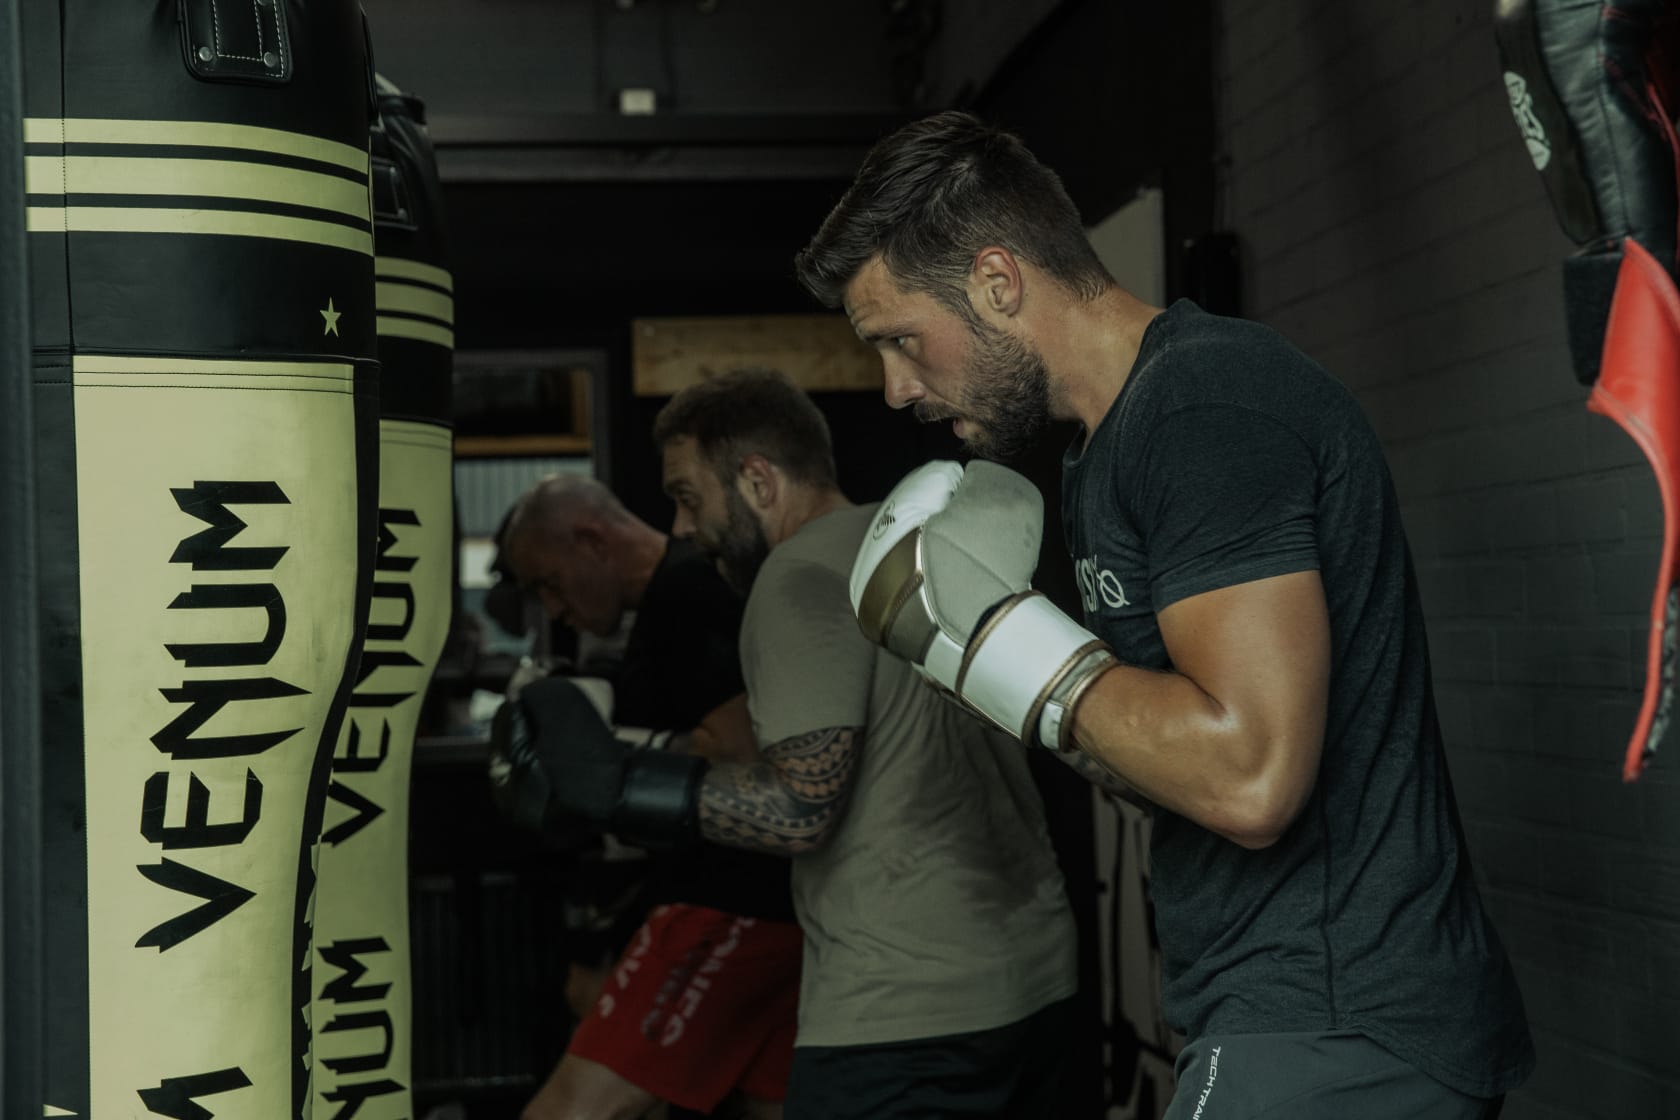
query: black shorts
783 996 1078 1120
1163 1030 1506 1120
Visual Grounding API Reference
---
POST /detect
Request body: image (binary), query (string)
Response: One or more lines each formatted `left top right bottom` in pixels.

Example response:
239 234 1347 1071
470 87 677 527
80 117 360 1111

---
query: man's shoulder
648 537 735 601
1145 306 1328 407
745 506 876 630
765 503 876 574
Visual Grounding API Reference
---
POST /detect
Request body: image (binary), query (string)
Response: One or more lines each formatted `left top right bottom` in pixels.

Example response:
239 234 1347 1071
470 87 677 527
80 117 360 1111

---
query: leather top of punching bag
371 73 453 427
24 0 379 362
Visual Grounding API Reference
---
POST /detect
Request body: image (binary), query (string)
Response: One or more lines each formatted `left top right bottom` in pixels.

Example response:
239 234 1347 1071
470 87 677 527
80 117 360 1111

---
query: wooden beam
631 314 881 397
451 351 595 454
453 433 591 458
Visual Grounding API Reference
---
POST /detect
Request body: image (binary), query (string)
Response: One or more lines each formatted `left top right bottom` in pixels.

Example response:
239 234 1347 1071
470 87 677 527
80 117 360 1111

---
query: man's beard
714 486 771 595
916 319 1052 463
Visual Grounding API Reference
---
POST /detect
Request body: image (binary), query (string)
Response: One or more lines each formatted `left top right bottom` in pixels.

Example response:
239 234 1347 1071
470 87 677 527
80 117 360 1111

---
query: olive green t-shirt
741 503 1076 1047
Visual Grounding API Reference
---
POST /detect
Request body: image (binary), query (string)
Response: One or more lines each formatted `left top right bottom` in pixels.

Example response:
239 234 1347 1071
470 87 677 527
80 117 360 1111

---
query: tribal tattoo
698 725 861 855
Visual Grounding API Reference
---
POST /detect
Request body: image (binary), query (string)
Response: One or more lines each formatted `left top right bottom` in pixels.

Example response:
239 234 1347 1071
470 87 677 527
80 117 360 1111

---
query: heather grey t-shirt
1061 300 1533 1097
741 503 1077 1048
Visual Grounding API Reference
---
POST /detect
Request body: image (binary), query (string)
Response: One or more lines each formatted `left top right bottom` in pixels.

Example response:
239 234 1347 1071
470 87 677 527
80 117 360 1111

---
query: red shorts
567 903 802 1112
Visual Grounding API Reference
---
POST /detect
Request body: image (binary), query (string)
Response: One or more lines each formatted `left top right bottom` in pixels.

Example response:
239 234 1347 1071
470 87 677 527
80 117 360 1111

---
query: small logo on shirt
1076 555 1130 613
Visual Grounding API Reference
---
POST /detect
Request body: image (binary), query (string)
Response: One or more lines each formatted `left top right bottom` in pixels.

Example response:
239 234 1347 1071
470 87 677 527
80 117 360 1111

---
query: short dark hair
794 111 1111 317
652 368 837 487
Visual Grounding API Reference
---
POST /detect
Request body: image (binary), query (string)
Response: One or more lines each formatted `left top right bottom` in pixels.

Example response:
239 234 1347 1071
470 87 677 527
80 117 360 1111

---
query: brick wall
1214 0 1680 1115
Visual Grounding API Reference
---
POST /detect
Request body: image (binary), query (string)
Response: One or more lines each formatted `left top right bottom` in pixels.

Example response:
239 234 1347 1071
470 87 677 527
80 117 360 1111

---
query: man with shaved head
503 475 741 729
499 473 800 1120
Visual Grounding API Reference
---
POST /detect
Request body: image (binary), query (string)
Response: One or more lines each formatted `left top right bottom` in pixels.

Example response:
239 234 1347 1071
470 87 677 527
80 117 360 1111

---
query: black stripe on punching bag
26 194 373 239
27 1 380 1117
46 141 373 182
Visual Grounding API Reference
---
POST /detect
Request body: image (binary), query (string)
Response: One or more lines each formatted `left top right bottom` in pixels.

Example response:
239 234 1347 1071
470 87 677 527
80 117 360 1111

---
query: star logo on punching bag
321 298 342 336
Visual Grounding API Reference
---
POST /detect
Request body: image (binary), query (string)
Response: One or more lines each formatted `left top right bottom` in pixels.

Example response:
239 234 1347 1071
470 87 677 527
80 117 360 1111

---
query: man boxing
498 475 800 1120
794 111 1534 1118
498 370 1081 1119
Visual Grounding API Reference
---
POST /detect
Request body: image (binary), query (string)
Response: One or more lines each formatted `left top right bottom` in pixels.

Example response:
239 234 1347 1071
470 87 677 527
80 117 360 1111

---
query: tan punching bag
23 1 379 1116
309 73 455 1119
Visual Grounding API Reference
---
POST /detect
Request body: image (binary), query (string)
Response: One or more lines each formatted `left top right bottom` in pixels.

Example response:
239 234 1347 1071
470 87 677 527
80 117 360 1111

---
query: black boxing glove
488 675 708 846
1495 0 1680 382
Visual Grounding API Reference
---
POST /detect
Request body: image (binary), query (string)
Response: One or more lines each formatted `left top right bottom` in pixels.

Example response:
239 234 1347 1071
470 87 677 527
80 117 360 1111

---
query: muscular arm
697 725 862 856
1068 569 1331 849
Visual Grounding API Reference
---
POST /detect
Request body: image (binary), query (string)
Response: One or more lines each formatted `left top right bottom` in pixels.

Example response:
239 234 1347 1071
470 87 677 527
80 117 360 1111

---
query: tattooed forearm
698 726 861 855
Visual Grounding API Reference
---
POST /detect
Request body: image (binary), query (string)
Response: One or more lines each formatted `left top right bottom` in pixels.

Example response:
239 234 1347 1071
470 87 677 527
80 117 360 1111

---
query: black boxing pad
1495 0 1680 383
24 1 379 1116
1496 0 1680 778
310 73 454 1120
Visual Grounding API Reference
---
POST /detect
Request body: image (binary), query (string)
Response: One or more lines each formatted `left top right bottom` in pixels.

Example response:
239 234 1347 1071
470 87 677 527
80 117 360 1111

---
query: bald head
501 474 665 636
505 474 634 548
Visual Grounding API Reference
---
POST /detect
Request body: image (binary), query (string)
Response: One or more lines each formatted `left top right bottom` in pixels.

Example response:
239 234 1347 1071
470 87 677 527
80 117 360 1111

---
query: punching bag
310 73 455 1119
23 1 379 1116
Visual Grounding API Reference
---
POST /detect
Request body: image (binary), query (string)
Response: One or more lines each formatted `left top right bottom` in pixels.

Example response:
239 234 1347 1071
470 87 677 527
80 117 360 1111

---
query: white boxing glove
850 460 1117 750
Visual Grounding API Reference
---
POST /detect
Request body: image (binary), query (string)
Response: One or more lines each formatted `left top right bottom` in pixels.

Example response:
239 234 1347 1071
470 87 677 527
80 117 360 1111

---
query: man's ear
572 519 609 557
736 454 779 513
969 246 1024 319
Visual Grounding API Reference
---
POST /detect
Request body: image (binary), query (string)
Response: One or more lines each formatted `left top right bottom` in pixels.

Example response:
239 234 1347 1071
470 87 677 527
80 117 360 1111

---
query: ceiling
360 0 1214 354
358 0 1214 515
363 0 1066 186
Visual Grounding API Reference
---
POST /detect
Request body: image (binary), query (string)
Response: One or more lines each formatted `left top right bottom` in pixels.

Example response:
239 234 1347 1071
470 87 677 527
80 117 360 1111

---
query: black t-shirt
614 537 794 923
1061 300 1533 1097
615 536 745 732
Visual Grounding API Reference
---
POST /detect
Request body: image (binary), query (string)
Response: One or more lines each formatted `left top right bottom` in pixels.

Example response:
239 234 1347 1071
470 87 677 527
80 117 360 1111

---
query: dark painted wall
1217 0 1680 1115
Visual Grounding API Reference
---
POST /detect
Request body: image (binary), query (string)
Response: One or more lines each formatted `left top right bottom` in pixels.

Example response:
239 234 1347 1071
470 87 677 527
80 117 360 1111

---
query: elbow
1210 762 1316 851
1220 817 1293 852
803 796 855 852
785 818 839 855
780 797 851 855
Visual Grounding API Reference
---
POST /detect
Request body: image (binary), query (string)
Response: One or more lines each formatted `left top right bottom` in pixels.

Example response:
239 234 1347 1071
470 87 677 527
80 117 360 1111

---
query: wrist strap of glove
615 751 708 846
958 591 1117 750
1038 645 1118 753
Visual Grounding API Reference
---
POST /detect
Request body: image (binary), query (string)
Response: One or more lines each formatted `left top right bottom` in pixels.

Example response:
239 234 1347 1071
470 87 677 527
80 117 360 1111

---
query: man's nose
882 359 924 410
671 506 695 538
